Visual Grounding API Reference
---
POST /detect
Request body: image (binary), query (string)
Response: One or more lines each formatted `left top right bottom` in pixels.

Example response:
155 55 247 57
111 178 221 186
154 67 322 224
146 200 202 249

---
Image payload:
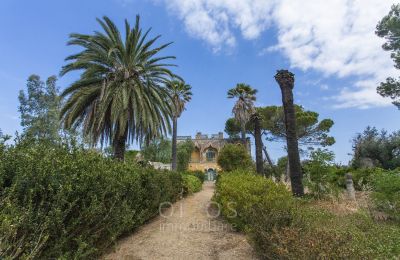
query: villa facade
177 132 250 174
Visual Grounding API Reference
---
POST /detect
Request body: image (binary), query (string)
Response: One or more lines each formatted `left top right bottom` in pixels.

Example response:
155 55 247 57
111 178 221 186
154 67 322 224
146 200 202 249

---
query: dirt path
103 181 257 260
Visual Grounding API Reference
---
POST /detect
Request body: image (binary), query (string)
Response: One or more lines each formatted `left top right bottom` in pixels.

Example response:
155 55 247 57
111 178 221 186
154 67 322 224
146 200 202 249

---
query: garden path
103 181 257 260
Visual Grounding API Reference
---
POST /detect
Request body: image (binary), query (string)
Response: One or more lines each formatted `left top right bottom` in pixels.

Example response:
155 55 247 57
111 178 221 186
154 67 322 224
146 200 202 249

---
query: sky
0 0 399 164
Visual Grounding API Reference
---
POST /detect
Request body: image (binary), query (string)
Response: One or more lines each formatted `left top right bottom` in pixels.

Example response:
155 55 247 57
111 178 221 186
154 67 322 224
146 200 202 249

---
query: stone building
177 132 250 180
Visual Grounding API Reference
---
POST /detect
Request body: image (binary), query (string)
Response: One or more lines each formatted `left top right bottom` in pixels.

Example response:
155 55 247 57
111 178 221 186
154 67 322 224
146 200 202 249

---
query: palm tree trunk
275 70 304 197
263 145 277 178
171 116 178 171
241 123 246 145
254 115 264 175
113 129 127 161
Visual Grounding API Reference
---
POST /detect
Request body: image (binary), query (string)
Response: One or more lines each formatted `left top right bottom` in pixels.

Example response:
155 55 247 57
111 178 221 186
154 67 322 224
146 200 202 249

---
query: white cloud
161 0 397 108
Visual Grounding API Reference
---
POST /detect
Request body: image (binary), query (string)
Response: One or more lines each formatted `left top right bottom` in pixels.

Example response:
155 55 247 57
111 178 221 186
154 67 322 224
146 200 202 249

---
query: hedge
0 140 184 259
214 170 400 259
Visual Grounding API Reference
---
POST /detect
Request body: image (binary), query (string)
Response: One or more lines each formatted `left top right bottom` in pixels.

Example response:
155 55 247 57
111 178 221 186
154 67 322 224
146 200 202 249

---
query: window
206 149 216 162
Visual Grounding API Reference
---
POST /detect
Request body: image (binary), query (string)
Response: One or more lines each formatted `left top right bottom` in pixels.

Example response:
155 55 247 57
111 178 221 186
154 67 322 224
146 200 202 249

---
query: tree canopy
60 16 177 159
352 126 400 170
225 105 335 148
376 4 400 108
18 75 60 141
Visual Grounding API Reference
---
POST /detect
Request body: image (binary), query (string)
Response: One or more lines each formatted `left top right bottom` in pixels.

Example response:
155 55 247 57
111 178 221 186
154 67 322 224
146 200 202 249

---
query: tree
227 83 257 144
166 80 192 171
352 126 400 169
252 113 264 175
18 75 60 141
258 105 335 147
217 143 253 172
141 137 172 163
224 118 241 139
275 70 304 197
60 16 176 160
225 105 334 177
177 139 194 171
376 4 400 108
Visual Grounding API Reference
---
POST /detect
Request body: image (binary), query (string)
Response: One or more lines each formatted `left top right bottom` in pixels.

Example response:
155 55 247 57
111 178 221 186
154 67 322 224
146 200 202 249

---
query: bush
303 149 340 198
190 170 205 183
351 167 387 190
372 171 400 221
215 170 400 259
182 174 202 195
0 140 183 259
217 144 253 172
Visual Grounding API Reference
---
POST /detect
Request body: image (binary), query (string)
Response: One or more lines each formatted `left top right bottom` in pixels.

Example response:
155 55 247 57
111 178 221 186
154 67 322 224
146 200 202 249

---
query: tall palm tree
166 80 192 171
60 16 177 160
275 70 304 197
227 83 257 144
252 112 264 175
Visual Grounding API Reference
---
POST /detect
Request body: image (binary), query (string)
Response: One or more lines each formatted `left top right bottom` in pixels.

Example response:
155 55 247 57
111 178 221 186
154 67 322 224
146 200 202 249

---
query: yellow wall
188 162 220 171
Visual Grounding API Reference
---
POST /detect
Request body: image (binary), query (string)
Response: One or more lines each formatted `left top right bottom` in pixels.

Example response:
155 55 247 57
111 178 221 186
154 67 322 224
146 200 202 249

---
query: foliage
188 170 205 183
351 167 387 190
303 149 340 198
224 118 241 139
177 140 194 171
257 105 335 147
166 80 192 118
0 138 183 259
18 75 60 141
351 126 400 169
376 4 400 108
60 16 177 159
227 83 257 142
217 144 253 172
371 170 400 221
215 170 400 259
125 150 140 164
181 174 202 195
141 138 172 163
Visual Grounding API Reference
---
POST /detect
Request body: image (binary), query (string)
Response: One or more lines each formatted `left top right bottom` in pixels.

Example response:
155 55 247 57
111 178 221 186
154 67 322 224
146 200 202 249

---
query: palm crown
166 80 192 118
227 83 257 126
60 16 177 149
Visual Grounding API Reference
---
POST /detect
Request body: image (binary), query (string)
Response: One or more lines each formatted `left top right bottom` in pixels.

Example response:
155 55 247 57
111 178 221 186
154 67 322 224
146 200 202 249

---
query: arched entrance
206 168 217 181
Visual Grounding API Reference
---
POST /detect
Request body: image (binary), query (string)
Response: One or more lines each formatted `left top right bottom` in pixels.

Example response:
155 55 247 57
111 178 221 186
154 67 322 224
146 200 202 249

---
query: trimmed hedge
214 170 400 259
0 140 183 259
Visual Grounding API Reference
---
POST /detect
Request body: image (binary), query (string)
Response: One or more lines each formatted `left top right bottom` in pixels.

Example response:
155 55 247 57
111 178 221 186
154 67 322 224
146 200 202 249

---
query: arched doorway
206 168 216 181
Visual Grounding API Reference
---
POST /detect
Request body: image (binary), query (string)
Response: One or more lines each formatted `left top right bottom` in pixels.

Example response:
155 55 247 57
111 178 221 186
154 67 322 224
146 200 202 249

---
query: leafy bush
0 139 183 259
303 149 340 198
215 170 400 259
217 144 253 172
177 140 194 171
182 173 202 195
351 167 387 190
190 170 205 183
372 171 400 221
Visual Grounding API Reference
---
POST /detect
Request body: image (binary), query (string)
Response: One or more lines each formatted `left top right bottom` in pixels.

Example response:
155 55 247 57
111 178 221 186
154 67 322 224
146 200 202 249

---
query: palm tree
166 79 192 171
60 16 176 160
275 70 304 197
227 83 257 144
252 112 264 175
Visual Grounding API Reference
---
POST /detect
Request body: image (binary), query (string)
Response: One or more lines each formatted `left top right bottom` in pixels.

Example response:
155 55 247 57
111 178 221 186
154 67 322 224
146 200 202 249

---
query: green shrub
303 149 340 198
182 174 202 195
0 140 183 259
190 170 205 183
372 171 400 221
217 144 253 172
351 167 387 190
215 170 400 259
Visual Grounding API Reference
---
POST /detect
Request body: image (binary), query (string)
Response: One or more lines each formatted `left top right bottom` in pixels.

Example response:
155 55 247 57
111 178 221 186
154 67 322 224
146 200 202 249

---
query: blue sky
0 0 399 163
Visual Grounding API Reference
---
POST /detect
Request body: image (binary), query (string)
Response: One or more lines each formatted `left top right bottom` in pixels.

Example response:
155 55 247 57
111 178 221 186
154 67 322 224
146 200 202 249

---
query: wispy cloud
156 0 396 109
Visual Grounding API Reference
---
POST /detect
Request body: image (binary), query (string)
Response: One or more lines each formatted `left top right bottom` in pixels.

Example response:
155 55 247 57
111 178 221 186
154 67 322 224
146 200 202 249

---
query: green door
206 169 216 181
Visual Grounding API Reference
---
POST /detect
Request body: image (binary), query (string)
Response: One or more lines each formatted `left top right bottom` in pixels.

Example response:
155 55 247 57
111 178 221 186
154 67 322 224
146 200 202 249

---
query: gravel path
103 181 257 260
